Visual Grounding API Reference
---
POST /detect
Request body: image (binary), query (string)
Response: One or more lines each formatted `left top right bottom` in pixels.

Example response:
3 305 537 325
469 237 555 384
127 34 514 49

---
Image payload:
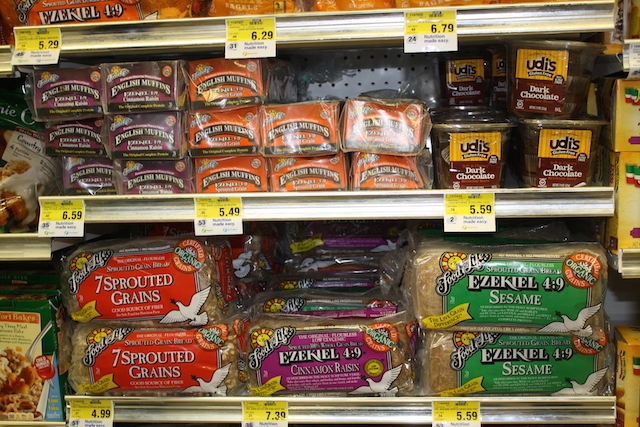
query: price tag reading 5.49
444 192 495 233
194 197 243 236
404 10 457 53
433 401 480 427
38 199 85 237
226 18 276 59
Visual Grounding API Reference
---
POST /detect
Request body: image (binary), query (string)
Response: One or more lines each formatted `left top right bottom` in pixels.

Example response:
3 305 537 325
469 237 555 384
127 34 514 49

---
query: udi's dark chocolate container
30 66 103 122
103 60 186 113
507 40 604 119
438 48 492 108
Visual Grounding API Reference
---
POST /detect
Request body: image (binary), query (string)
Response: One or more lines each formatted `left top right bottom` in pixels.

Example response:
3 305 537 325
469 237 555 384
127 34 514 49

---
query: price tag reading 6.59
38 199 85 237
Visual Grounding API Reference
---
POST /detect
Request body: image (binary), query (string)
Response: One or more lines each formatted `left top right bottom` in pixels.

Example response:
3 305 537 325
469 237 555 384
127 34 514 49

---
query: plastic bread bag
45 118 108 158
351 151 433 190
313 0 392 11
202 0 303 17
250 287 405 319
422 329 614 397
24 66 103 122
267 271 382 292
61 156 116 196
0 88 59 233
113 158 193 195
68 322 239 396
58 235 229 327
405 236 609 341
341 97 431 156
260 100 342 157
269 153 349 192
188 106 261 157
242 312 417 396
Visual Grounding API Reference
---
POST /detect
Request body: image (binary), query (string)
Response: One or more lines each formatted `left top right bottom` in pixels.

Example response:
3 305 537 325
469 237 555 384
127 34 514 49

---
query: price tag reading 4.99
404 10 457 53
433 401 480 427
243 401 288 427
12 27 61 65
444 192 495 233
69 399 114 427
226 18 276 59
38 199 85 237
194 197 243 236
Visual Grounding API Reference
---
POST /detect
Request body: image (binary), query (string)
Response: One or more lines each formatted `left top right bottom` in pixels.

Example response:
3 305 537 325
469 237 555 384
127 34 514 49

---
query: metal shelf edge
618 248 640 278
65 395 616 424
39 187 615 223
0 1 613 61
623 39 640 73
0 234 52 261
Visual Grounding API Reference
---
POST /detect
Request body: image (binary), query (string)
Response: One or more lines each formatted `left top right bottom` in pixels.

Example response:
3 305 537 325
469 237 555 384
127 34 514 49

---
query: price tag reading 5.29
194 197 243 236
226 17 276 59
12 27 61 65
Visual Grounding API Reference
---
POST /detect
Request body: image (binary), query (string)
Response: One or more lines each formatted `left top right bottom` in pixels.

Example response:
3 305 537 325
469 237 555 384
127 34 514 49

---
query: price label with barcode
194 197 243 235
404 10 457 53
69 399 114 427
242 401 288 427
433 401 481 427
226 18 276 59
12 27 61 65
444 192 495 232
38 199 85 237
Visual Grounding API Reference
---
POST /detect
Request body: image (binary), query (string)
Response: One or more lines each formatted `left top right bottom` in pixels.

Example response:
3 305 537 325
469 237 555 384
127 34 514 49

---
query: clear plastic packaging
351 151 432 190
114 158 192 194
514 117 607 188
188 106 261 156
507 40 605 119
438 49 492 108
45 118 108 157
61 156 116 196
194 155 269 193
269 153 348 191
261 100 341 157
342 97 430 156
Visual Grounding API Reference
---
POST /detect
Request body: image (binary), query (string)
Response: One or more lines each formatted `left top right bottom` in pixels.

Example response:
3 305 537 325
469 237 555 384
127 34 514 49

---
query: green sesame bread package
0 289 68 421
423 329 614 397
406 237 609 340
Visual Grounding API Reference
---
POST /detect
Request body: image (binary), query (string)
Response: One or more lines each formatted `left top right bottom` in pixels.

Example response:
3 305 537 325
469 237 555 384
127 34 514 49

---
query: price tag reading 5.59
69 399 114 427
38 199 85 237
404 10 457 53
226 17 276 59
433 401 481 427
194 197 243 236
444 192 495 233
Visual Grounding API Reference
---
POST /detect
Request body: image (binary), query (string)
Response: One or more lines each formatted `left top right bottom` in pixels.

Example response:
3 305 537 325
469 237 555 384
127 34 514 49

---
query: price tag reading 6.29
225 17 277 59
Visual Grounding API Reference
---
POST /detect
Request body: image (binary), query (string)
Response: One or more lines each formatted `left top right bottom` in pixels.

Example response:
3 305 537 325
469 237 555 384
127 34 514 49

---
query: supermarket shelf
0 423 64 427
0 0 613 75
39 187 614 223
65 395 616 424
0 46 14 78
617 248 640 278
0 234 51 261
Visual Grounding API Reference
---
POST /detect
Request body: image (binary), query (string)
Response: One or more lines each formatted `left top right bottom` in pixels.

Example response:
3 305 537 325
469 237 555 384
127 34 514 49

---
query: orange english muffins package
351 152 428 190
188 106 261 157
269 153 348 192
195 156 269 193
342 97 430 156
261 101 341 157
204 0 301 16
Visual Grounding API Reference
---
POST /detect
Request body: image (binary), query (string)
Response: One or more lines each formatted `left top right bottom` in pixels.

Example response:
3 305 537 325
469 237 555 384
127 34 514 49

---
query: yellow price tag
433 401 480 423
14 27 61 52
226 18 276 43
69 399 114 421
243 401 288 422
445 193 494 217
405 11 456 35
40 199 84 222
195 197 242 219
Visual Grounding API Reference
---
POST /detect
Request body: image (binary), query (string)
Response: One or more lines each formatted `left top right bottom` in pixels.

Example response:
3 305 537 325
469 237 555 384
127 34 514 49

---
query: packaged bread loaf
188 106 261 156
243 313 415 396
407 238 608 338
69 323 238 395
269 153 348 192
60 236 226 327
351 152 427 190
195 156 269 193
423 329 613 396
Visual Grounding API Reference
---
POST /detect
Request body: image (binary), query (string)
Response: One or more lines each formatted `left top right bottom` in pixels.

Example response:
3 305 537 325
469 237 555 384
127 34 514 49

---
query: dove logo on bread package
60 237 222 326
410 241 608 338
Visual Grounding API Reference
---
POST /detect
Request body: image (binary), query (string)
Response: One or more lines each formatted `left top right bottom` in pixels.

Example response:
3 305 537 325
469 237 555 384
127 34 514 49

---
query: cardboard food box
616 325 640 427
0 289 67 421
605 151 640 253
598 78 640 152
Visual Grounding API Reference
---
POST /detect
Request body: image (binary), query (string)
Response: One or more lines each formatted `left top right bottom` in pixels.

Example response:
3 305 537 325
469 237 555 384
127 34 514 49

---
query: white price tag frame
444 193 496 233
68 399 114 427
225 18 277 59
11 27 61 65
194 197 243 236
38 199 85 237
242 401 288 427
404 10 458 53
